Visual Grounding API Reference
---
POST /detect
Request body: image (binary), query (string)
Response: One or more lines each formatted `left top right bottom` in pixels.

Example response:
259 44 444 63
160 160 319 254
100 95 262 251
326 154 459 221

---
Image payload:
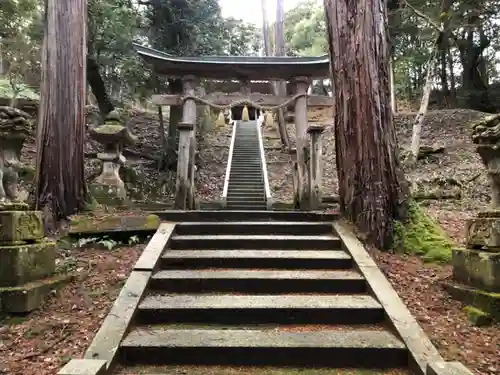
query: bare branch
403 0 442 31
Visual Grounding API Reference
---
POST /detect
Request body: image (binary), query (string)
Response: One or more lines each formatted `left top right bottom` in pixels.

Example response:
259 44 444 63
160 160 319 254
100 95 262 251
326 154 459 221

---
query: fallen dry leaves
0 245 143 375
371 250 500 375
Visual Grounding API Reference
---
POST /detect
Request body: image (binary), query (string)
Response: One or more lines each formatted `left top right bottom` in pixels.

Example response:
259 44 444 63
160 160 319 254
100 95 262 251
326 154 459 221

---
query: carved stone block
465 215 500 250
0 210 44 243
0 241 56 287
452 248 500 292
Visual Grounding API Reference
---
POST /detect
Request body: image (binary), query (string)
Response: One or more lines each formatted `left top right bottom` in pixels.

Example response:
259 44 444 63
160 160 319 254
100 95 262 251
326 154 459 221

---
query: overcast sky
219 0 311 26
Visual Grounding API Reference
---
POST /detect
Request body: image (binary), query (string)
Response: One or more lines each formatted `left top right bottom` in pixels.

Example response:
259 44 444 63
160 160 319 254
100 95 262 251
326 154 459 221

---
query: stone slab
139 294 381 310
58 359 107 375
134 223 175 271
152 269 363 281
0 210 44 243
443 282 500 321
465 217 500 250
84 270 150 367
0 241 56 287
172 234 338 240
452 248 500 292
0 273 71 313
333 221 444 374
161 249 351 260
121 328 405 349
427 361 474 375
70 213 160 235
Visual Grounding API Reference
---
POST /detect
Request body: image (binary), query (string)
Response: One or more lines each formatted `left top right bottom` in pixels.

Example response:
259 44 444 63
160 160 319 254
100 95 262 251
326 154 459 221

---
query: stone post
0 106 66 313
289 148 299 207
291 76 310 209
448 114 500 324
174 122 194 209
89 110 137 206
307 124 325 210
179 75 197 209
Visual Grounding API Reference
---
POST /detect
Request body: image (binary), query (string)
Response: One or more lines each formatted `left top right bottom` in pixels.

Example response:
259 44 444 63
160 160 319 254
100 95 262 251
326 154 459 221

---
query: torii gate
134 43 333 210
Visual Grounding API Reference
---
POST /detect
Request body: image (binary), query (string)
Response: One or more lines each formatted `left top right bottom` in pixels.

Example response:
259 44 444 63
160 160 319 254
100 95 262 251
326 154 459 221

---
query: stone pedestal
0 206 65 313
89 110 137 206
448 115 500 324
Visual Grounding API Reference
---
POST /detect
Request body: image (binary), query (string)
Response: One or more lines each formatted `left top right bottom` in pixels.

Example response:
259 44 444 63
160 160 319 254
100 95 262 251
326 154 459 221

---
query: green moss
94 124 124 134
463 305 492 326
392 201 455 263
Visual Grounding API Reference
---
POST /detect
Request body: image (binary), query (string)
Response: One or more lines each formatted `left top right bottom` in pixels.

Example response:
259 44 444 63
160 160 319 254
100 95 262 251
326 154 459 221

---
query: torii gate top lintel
133 43 330 81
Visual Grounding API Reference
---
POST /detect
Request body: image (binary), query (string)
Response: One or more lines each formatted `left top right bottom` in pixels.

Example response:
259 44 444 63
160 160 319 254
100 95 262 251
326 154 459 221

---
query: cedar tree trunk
35 0 88 228
323 0 408 249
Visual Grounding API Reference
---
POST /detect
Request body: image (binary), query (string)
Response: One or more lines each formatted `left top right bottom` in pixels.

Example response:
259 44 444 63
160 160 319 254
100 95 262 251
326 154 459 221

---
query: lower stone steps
114 365 413 374
148 269 367 294
159 249 353 269
135 294 385 325
119 328 407 367
72 216 421 374
169 234 342 249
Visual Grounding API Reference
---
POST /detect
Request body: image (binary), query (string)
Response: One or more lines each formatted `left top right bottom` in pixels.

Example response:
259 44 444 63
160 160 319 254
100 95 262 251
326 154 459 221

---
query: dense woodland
1 0 498 111
0 0 497 245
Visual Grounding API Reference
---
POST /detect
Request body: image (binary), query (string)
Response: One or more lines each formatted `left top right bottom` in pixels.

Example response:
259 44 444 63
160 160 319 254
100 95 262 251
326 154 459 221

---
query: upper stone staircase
223 120 270 210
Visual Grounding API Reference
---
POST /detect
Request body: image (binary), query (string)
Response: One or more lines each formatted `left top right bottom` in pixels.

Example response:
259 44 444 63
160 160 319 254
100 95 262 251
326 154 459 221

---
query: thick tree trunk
36 0 88 228
324 0 408 249
273 0 291 149
87 56 114 119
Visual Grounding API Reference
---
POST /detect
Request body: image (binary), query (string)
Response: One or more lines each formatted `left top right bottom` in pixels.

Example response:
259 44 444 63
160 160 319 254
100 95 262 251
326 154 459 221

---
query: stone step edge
120 329 406 349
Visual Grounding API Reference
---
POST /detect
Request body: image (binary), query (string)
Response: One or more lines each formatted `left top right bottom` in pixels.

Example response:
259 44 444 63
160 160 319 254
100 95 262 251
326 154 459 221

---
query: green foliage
392 201 455 263
0 79 38 99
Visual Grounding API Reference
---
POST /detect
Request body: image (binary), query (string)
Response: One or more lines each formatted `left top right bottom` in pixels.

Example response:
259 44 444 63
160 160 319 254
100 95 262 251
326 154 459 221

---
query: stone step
174 222 334 236
225 201 267 207
230 172 263 176
160 250 352 269
149 269 366 293
229 174 263 178
225 205 268 210
226 196 266 201
153 210 340 222
226 193 266 199
225 206 267 211
226 191 265 196
227 185 264 190
229 176 264 181
119 329 407 367
136 294 384 325
227 184 264 188
169 234 341 250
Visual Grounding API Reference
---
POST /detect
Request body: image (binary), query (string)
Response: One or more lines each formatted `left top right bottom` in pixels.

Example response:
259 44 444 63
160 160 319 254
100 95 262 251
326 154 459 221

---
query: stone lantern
89 110 137 205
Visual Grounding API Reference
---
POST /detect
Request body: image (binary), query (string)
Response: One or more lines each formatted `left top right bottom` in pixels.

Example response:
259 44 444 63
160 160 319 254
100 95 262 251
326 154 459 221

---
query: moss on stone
69 213 160 234
94 124 125 134
463 305 492 326
444 282 500 321
0 241 56 287
393 201 455 263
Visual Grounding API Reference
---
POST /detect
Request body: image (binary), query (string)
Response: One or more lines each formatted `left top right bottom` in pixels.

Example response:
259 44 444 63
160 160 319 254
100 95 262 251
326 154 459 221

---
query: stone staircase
113 213 409 373
225 121 268 210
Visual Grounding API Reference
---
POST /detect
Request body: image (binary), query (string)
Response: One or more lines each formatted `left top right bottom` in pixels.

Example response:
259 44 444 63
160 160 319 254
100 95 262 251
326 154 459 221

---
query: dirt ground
0 245 143 375
2 106 497 375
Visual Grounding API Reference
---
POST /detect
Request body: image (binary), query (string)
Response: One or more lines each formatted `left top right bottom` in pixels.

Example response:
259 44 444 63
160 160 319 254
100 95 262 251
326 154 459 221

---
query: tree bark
410 49 437 164
35 0 88 228
87 56 114 120
324 0 408 249
272 0 291 149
